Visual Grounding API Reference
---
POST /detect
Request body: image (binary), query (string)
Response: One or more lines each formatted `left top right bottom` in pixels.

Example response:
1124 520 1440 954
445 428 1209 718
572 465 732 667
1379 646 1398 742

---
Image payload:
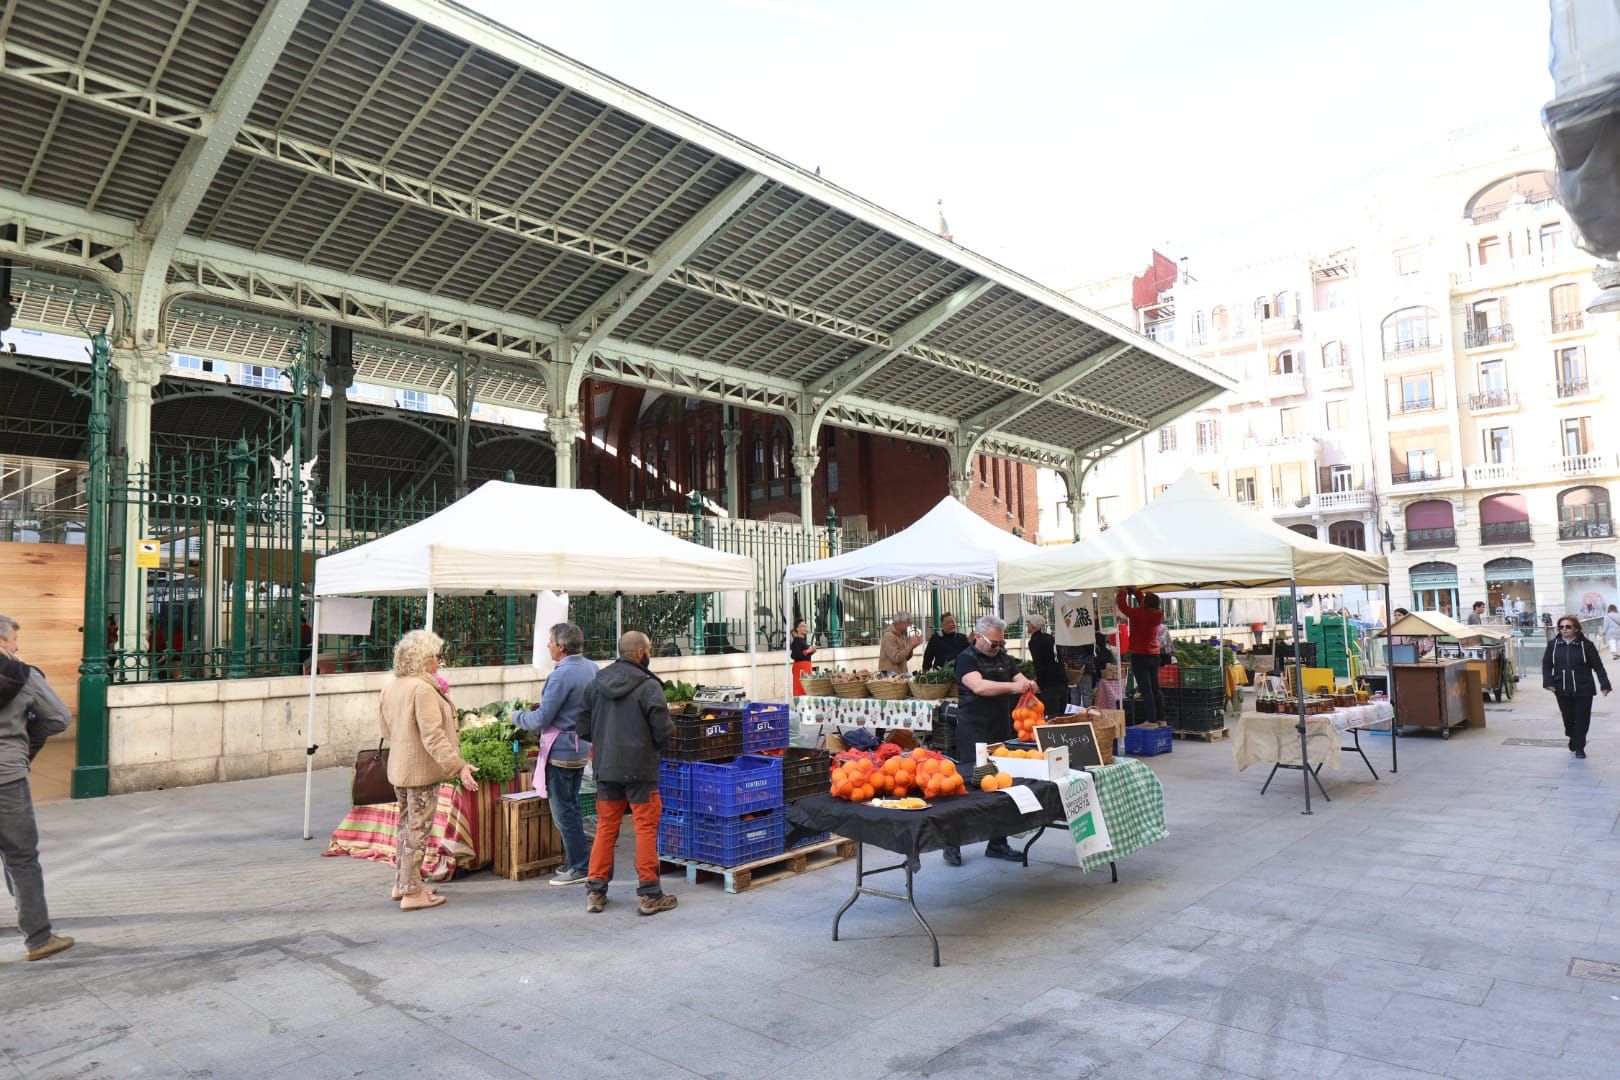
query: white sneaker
548 867 589 887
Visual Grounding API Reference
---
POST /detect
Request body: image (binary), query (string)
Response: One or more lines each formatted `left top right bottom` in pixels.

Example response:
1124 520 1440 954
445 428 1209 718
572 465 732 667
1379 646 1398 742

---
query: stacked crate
1306 616 1357 680
1163 665 1226 731
780 746 831 848
658 704 743 859
687 755 784 866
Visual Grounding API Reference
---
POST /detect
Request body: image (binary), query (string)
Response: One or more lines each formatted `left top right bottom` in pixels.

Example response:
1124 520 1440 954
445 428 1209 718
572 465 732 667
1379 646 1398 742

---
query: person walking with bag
514 622 593 887
378 630 477 910
1542 614 1612 759
0 616 75 961
580 631 676 916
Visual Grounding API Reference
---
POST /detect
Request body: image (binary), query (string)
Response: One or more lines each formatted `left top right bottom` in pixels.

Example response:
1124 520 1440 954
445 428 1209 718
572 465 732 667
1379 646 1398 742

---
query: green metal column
285 324 318 671
689 489 706 656
825 505 842 647
73 330 112 799
503 468 518 663
229 438 250 678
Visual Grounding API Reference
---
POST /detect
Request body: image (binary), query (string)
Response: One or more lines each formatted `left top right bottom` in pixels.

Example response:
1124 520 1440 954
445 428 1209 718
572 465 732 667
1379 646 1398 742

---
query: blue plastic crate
659 760 692 812
789 830 829 850
691 808 784 866
742 703 791 752
658 810 690 859
1125 725 1174 757
689 754 783 815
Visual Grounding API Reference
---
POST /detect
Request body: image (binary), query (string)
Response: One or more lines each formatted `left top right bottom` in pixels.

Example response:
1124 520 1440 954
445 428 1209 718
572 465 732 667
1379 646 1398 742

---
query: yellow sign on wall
134 540 160 569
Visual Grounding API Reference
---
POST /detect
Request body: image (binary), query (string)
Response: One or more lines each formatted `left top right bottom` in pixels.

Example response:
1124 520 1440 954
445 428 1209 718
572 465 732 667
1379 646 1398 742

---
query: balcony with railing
1315 489 1374 512
1451 248 1575 290
1549 312 1587 336
1383 337 1441 360
1194 438 1221 457
1392 462 1453 485
1389 394 1447 418
1264 371 1306 398
1468 389 1519 412
1559 452 1617 478
1318 366 1353 391
1466 461 1529 486
1463 324 1513 350
1480 520 1533 546
1260 315 1303 340
1555 376 1595 401
1406 527 1458 550
1559 519 1614 540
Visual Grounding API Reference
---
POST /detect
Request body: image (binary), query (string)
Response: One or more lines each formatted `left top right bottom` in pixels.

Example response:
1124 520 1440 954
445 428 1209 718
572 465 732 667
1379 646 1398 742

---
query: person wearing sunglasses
943 614 1037 867
1542 616 1612 759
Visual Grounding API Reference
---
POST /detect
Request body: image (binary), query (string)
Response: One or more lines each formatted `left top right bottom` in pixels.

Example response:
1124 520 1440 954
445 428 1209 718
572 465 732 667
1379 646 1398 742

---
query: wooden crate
494 791 566 881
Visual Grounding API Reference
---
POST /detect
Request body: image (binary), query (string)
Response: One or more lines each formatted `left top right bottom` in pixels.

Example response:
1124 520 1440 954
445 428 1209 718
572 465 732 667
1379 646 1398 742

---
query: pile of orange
992 747 1044 759
1012 695 1047 741
830 749 967 802
979 770 1016 792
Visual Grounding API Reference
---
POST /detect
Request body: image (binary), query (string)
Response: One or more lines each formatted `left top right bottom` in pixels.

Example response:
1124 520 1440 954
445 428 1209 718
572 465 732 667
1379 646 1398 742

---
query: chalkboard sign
1035 721 1103 769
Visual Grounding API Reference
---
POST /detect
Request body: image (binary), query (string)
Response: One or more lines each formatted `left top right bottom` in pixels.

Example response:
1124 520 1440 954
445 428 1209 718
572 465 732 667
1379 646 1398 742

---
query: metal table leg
1344 728 1379 779
1260 762 1281 796
831 840 941 967
1259 761 1331 801
1021 820 1119 883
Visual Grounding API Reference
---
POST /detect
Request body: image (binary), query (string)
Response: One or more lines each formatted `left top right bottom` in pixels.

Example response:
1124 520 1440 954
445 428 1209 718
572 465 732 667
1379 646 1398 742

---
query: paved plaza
5 686 1620 1079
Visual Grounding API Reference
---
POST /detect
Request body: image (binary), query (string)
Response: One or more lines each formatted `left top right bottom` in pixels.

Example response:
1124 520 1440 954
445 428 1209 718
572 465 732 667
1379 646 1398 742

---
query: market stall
302 480 756 839
788 757 1166 965
999 470 1390 813
1233 699 1395 799
1381 611 1506 739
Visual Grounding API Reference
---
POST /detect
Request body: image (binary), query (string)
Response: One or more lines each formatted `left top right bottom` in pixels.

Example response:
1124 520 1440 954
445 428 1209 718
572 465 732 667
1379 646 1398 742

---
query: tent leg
747 589 758 699
1384 580 1397 774
614 593 623 645
1291 578 1312 815
785 576 794 703
425 589 435 633
302 599 322 840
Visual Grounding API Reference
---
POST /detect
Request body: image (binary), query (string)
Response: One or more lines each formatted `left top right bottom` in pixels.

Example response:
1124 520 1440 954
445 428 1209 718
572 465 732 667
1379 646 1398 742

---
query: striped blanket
324 771 532 880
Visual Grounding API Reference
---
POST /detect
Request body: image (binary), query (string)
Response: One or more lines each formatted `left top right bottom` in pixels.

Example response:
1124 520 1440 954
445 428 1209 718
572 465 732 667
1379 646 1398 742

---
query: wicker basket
667 702 693 716
801 676 834 697
910 679 952 701
868 678 910 700
1065 666 1086 686
831 679 869 699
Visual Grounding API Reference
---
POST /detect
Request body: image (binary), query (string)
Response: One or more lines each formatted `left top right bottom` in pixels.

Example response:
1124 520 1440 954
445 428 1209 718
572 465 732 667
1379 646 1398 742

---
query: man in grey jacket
0 615 75 960
579 630 675 916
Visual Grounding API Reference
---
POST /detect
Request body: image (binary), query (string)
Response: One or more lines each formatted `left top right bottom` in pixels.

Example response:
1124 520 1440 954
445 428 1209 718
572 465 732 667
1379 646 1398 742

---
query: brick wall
963 454 1040 542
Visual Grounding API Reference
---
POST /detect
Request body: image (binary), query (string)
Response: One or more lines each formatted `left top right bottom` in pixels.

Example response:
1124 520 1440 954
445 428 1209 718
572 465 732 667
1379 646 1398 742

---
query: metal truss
962 344 1132 442
586 343 801 415
905 342 1151 430
0 194 131 290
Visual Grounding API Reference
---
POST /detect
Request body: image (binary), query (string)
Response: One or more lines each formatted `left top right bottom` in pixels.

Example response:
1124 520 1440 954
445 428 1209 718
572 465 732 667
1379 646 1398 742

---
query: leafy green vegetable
1018 659 1037 680
912 666 956 685
1173 641 1223 667
456 721 520 784
664 680 696 704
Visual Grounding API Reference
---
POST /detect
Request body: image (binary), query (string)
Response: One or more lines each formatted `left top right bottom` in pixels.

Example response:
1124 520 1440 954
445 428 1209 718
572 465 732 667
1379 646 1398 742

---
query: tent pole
747 589 758 699
1384 580 1398 774
301 598 322 840
784 575 794 703
425 589 435 633
614 592 623 644
1291 577 1313 814
1218 591 1226 713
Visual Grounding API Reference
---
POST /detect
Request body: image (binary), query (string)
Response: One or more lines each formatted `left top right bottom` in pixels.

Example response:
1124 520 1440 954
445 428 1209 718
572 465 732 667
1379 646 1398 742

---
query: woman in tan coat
379 630 477 911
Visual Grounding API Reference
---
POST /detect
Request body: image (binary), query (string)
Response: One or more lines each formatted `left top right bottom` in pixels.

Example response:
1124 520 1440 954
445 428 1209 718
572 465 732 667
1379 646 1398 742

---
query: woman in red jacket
1117 588 1166 726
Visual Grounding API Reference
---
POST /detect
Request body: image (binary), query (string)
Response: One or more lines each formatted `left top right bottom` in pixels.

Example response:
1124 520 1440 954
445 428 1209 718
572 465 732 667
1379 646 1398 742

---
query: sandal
399 890 446 911
390 884 437 902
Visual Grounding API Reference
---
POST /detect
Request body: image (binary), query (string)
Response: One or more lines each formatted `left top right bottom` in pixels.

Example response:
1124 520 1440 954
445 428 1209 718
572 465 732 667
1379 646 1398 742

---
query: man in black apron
943 614 1036 867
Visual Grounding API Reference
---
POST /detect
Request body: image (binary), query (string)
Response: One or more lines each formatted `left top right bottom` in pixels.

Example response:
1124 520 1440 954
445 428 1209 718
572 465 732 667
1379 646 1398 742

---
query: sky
466 0 1555 288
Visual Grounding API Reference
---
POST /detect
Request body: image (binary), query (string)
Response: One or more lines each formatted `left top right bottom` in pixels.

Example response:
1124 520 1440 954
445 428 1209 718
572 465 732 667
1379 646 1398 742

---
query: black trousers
1557 694 1595 752
1130 653 1164 725
949 720 1007 852
1038 684 1070 720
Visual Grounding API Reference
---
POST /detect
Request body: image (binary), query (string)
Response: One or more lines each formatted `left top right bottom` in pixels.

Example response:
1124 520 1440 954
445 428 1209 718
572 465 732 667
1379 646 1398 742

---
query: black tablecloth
788 781 1061 868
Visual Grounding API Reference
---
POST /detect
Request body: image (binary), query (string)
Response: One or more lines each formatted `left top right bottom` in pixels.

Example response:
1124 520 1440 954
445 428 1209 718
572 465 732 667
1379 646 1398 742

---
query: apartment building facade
1053 136 1619 622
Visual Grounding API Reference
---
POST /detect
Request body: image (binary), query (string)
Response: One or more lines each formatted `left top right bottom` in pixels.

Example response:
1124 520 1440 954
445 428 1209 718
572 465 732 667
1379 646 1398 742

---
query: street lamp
1587 261 1620 314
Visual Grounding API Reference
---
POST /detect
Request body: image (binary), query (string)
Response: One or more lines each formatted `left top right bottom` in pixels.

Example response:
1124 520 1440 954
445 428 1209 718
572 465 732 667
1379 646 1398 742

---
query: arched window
1484 557 1536 623
1254 296 1273 320
1465 170 1556 224
1322 341 1344 368
1381 307 1439 357
1328 521 1365 550
1275 291 1293 319
978 454 987 482
1211 306 1229 337
1410 561 1459 617
992 457 1001 499
1404 500 1456 550
1272 350 1297 374
1550 283 1584 334
1562 552 1617 619
1479 493 1530 545
770 423 788 480
1193 310 1207 336
1558 485 1612 540
751 434 765 482
1289 524 1318 539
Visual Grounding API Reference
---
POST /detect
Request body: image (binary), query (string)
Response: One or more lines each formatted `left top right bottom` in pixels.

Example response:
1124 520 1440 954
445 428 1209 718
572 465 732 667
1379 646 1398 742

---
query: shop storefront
1484 556 1536 626
1563 552 1618 620
1409 561 1459 617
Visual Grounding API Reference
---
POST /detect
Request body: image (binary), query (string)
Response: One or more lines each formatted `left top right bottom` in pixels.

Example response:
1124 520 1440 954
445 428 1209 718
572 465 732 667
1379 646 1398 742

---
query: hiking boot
585 890 606 914
26 934 74 961
637 893 678 916
1576 750 1587 759
984 843 1024 864
548 866 589 887
942 846 962 867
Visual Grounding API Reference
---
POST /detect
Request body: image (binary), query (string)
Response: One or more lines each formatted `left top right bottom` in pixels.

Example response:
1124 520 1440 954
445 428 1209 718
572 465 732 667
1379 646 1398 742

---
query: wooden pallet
1172 726 1230 742
658 837 855 894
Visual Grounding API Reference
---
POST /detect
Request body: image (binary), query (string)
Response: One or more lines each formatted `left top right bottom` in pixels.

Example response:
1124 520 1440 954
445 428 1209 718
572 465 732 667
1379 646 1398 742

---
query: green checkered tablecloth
1078 758 1168 872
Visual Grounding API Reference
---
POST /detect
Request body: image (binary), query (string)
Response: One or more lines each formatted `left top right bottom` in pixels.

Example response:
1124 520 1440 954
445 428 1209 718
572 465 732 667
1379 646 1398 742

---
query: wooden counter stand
495 792 567 880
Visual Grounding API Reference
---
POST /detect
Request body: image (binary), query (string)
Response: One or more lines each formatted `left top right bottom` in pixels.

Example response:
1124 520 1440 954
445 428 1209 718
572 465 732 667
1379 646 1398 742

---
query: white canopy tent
998 471 1391 813
302 481 756 837
780 497 1040 685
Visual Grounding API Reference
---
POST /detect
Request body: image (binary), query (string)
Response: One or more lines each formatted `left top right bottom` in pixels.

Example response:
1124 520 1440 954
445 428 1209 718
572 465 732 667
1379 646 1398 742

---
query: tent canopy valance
784 497 1038 592
314 481 755 598
998 471 1388 594
1384 611 1510 641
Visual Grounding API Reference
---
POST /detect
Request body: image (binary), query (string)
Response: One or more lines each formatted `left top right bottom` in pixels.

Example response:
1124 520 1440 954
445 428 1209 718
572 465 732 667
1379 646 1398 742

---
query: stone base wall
103 646 881 794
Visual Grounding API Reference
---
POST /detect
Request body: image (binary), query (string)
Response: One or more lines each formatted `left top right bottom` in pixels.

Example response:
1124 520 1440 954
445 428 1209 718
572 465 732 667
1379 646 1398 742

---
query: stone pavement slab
3 685 1620 1077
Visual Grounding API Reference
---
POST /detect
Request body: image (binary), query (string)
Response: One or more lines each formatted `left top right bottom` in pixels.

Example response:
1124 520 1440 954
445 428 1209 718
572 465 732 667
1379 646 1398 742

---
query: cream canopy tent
302 481 756 838
1385 611 1510 641
999 471 1388 594
998 470 1391 814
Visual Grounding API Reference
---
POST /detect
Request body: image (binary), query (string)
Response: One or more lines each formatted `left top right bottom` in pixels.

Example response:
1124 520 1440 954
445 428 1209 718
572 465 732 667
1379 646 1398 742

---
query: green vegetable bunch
457 720 521 785
1172 641 1222 667
664 680 696 704
912 666 956 685
1018 659 1037 680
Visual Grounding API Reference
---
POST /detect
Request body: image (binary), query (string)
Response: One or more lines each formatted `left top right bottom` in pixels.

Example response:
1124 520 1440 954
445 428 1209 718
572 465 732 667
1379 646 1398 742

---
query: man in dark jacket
579 630 676 915
922 613 971 671
0 615 75 960
1542 617 1612 758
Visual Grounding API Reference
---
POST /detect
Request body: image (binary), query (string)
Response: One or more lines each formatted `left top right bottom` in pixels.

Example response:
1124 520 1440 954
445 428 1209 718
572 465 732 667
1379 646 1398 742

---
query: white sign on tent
532 591 568 677
1055 592 1096 647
